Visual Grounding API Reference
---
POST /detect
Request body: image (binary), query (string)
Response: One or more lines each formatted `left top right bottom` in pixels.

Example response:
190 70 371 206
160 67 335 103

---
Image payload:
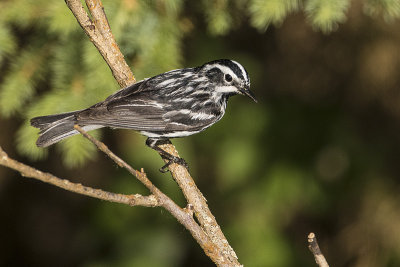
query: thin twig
0 146 158 207
308 232 329 267
74 125 153 189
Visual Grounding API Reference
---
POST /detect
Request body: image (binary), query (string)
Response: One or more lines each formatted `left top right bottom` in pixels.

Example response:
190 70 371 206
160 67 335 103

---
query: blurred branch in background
308 233 329 267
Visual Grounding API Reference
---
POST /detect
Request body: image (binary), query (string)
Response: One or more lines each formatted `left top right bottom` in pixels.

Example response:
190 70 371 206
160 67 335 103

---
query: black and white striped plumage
31 59 256 149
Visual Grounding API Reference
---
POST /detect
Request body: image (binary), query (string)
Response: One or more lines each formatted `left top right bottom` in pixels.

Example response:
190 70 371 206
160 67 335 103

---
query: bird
31 59 257 172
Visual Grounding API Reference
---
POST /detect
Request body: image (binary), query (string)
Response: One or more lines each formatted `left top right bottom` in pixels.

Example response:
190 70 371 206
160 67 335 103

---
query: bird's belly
139 129 203 138
140 113 224 138
139 103 226 139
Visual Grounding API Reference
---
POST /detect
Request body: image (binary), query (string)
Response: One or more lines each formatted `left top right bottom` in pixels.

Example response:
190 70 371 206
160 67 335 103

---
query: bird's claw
159 156 189 173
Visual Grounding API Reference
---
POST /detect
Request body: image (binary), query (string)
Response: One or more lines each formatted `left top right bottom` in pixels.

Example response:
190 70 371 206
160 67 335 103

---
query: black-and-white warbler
31 59 256 172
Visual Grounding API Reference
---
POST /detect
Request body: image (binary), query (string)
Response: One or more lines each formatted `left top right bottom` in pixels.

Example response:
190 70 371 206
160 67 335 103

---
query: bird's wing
76 69 220 133
76 94 170 131
76 94 221 133
103 80 147 102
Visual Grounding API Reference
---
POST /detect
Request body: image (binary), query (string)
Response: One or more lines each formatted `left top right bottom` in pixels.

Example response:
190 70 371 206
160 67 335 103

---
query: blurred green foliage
1 0 400 266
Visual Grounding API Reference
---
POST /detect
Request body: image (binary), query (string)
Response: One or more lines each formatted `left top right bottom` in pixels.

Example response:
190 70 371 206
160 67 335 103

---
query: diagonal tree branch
159 143 240 262
85 0 114 44
65 0 241 266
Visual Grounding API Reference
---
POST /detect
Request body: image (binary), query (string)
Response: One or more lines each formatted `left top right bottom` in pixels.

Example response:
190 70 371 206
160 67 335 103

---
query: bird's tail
31 111 81 147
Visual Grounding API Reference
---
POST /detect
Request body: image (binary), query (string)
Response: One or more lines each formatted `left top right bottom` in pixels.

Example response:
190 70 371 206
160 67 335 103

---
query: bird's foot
146 138 189 173
159 156 189 173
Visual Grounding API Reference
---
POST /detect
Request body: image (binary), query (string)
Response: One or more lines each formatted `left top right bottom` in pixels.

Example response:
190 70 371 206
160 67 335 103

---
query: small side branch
0 146 158 207
74 125 156 191
308 232 329 267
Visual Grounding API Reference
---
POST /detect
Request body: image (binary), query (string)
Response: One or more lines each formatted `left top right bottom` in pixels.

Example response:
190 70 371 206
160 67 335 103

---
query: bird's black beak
239 84 257 103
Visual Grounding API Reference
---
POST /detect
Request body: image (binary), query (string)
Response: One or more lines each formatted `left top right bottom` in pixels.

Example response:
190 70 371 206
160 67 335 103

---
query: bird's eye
224 74 233 82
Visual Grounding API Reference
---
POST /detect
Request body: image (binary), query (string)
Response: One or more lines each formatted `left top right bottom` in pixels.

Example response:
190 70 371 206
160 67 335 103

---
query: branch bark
64 0 135 87
159 144 240 263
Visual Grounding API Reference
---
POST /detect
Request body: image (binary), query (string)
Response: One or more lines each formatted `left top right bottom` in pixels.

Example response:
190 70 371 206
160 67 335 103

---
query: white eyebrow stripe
203 61 249 85
206 64 238 80
231 60 249 83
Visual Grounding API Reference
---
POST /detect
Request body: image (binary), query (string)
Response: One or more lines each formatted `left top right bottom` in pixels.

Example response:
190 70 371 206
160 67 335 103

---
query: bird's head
200 59 257 102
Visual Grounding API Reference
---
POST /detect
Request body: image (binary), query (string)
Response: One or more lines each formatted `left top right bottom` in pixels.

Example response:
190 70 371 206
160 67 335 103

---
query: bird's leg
146 138 189 173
